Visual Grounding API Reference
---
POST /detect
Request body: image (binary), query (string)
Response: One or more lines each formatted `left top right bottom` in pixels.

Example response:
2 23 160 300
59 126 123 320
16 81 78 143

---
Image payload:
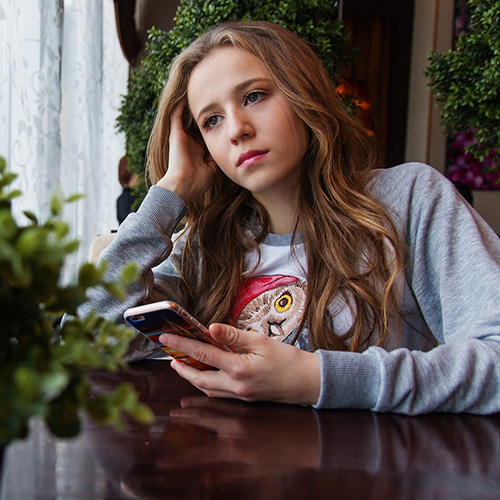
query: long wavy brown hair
146 21 407 352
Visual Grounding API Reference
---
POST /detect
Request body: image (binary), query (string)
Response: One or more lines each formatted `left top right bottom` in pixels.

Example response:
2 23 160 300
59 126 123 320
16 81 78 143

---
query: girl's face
187 47 309 206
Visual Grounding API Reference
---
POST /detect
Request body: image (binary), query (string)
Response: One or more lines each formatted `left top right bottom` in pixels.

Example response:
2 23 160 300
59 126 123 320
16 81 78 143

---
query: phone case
124 301 229 370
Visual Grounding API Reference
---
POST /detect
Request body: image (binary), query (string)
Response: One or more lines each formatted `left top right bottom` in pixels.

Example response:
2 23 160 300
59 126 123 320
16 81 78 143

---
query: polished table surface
1 359 500 500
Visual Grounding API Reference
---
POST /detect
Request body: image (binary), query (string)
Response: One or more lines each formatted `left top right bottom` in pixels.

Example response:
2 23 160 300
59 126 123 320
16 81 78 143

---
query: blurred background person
117 156 139 224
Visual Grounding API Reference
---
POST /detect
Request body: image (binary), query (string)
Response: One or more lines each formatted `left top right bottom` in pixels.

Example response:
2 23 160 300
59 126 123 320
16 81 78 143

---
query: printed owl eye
275 293 292 313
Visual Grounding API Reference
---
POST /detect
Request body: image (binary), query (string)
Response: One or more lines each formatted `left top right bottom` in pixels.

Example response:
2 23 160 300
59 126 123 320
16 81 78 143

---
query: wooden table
2 360 500 499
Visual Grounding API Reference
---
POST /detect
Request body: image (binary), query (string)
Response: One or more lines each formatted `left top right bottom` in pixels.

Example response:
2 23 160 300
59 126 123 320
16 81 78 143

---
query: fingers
170 359 246 400
159 332 233 370
169 101 189 144
208 323 268 353
158 100 218 203
160 324 266 379
170 100 184 126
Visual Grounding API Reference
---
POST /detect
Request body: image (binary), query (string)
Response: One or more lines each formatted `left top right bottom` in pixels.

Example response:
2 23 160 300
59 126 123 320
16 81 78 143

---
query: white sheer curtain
0 0 128 282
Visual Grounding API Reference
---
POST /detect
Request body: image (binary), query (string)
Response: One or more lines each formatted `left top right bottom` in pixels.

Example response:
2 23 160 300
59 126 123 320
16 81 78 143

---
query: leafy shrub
0 157 153 447
426 0 500 164
116 0 353 203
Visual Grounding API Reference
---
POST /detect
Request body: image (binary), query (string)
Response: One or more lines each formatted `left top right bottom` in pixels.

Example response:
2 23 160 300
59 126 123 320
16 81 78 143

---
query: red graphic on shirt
231 275 307 341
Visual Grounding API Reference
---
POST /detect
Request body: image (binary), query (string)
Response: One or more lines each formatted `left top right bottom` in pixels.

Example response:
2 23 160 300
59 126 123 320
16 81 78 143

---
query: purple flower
446 130 500 190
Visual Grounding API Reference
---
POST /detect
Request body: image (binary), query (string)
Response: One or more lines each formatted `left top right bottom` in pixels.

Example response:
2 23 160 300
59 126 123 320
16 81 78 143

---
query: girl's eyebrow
195 77 273 122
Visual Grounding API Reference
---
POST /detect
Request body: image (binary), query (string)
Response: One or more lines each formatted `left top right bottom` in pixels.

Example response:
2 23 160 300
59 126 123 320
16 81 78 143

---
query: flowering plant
426 0 500 187
447 130 500 189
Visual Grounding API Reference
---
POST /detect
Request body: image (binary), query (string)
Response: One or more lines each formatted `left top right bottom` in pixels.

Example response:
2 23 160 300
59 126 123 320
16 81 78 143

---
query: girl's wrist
301 351 321 405
156 175 194 204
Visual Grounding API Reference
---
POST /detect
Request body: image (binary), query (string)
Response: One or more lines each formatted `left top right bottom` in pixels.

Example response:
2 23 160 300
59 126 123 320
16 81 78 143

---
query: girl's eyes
244 90 267 105
201 90 268 131
202 115 223 130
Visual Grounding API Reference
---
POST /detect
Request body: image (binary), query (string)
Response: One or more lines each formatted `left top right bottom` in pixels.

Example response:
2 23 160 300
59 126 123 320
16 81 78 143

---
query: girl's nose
228 111 255 144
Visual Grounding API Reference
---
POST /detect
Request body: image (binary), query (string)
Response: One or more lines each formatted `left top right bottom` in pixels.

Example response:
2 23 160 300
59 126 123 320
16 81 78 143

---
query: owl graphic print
231 274 308 343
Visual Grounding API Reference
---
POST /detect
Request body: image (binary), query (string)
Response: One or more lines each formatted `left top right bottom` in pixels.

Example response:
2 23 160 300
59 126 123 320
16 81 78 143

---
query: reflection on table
2 360 500 499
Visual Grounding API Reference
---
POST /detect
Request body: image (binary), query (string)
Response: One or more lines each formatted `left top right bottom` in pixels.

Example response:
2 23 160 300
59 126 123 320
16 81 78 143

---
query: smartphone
123 301 230 370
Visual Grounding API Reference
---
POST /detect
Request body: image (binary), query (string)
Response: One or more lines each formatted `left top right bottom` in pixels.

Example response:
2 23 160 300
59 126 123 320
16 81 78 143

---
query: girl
84 21 500 414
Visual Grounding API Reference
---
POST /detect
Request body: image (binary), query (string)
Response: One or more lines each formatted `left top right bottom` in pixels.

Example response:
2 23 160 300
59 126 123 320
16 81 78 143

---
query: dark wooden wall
340 0 415 167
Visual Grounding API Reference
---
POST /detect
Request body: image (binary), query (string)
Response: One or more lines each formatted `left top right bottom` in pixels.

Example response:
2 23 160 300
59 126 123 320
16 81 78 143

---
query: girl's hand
157 101 219 204
158 324 321 406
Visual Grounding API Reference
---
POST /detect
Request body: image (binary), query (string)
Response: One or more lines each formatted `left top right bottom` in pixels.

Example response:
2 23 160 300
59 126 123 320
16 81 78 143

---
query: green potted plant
116 0 354 203
426 0 500 185
0 156 154 464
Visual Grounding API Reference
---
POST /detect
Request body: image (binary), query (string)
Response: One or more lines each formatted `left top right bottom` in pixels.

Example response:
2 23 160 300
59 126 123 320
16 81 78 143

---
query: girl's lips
237 150 268 167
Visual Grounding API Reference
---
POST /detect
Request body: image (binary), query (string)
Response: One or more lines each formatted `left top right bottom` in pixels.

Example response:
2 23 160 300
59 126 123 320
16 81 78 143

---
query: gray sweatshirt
82 163 500 414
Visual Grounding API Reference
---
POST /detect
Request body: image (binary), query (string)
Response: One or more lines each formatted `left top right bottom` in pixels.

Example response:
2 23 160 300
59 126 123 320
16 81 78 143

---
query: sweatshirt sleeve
313 163 500 414
78 186 188 360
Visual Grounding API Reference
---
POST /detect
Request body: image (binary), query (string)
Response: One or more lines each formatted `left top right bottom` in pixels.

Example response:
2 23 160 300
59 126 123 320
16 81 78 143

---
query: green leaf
50 194 63 216
65 194 85 203
64 239 80 254
7 189 22 200
15 228 48 257
23 211 39 225
128 402 155 424
103 282 127 300
46 388 82 438
110 383 138 410
45 219 70 239
120 261 139 284
87 395 120 423
0 172 18 188
14 367 39 398
78 262 104 288
0 210 18 240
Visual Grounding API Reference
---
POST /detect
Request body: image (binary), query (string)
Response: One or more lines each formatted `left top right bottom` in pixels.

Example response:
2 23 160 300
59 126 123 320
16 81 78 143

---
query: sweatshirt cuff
312 350 382 410
136 185 188 230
